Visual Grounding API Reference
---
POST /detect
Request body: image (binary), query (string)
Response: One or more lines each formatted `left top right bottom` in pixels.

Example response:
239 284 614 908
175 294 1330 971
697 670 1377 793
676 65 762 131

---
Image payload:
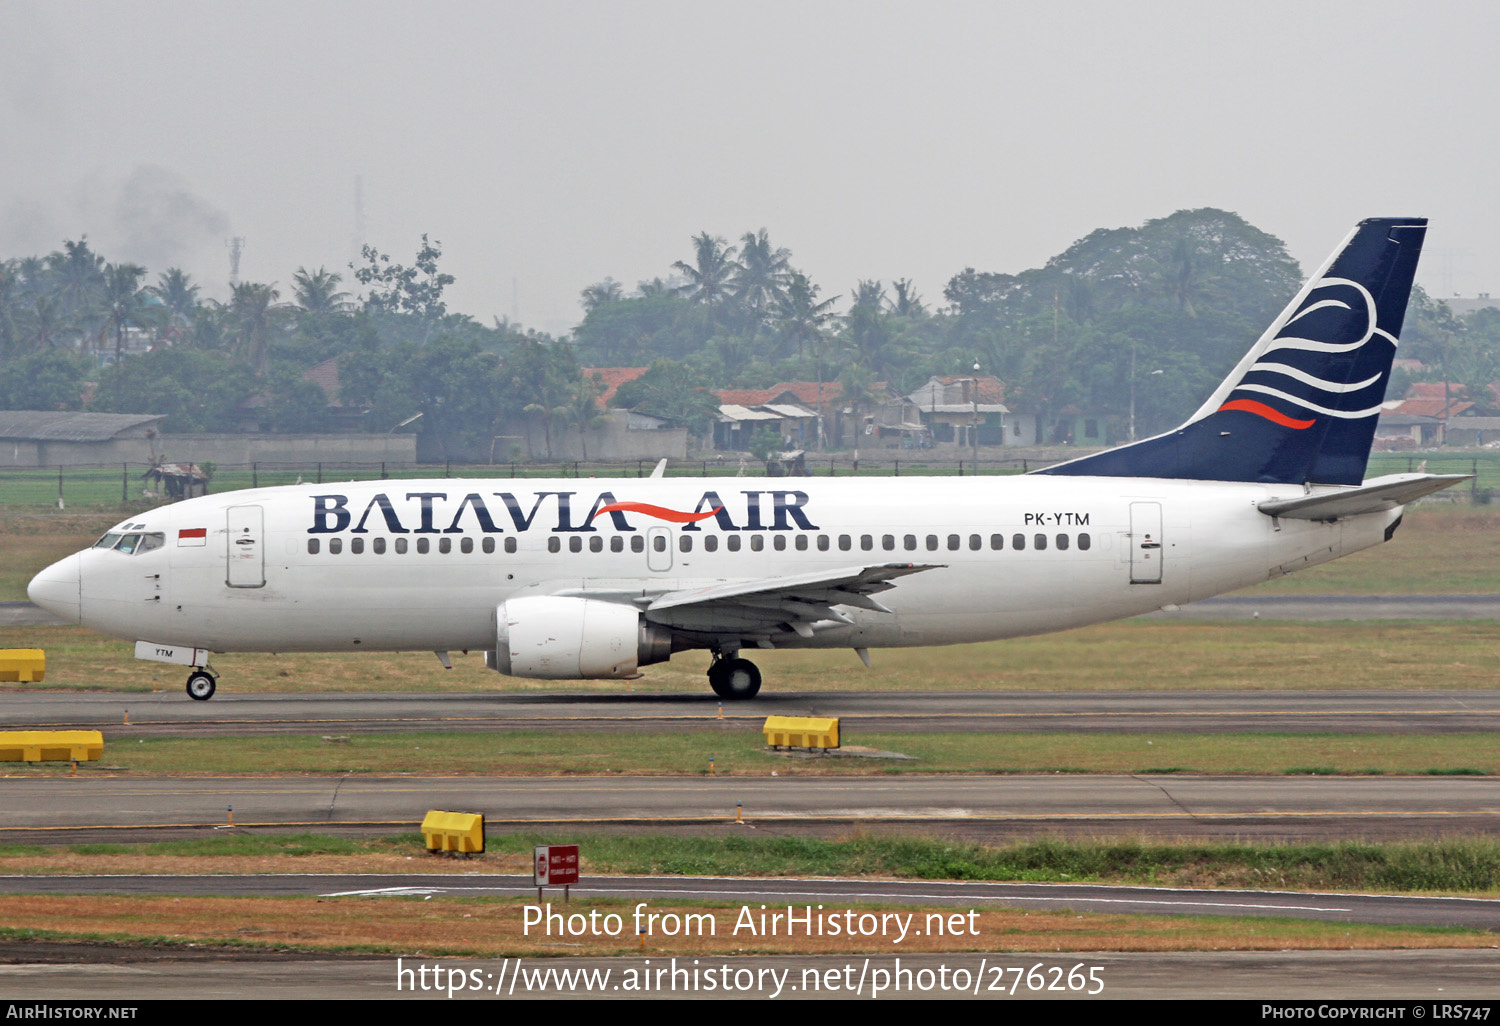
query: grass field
7 832 1500 894
5 730 1499 777
4 615 1495 694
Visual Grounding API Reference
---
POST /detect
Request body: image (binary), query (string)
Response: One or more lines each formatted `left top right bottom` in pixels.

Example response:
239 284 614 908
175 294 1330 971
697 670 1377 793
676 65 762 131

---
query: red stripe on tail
1217 399 1316 430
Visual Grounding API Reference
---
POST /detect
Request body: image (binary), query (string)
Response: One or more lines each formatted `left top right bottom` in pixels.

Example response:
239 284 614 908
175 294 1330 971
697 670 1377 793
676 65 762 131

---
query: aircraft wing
1257 473 1471 521
642 562 941 637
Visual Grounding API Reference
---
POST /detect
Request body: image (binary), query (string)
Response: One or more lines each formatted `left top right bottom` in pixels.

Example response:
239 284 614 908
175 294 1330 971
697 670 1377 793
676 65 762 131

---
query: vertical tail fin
1038 217 1427 485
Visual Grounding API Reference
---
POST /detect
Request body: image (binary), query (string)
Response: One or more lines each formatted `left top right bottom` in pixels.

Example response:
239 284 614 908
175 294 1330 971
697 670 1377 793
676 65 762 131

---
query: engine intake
485 596 672 679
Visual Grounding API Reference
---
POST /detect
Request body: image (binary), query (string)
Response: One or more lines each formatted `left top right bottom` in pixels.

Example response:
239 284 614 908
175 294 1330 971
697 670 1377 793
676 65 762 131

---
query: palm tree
733 229 791 330
887 279 926 318
672 233 740 327
579 278 623 312
291 266 351 315
773 271 838 359
150 269 201 331
48 239 105 349
101 263 150 365
227 282 292 373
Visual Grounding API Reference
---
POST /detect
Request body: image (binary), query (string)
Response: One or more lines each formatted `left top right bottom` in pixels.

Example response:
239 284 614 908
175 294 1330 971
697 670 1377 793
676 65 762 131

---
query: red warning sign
533 844 579 886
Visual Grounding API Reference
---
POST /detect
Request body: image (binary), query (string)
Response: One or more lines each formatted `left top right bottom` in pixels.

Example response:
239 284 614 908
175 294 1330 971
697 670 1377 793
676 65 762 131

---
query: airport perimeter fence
0 450 1495 510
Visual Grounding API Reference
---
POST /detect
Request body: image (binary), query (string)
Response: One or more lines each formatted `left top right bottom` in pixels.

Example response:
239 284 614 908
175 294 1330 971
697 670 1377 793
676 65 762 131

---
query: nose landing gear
707 656 761 700
186 669 217 701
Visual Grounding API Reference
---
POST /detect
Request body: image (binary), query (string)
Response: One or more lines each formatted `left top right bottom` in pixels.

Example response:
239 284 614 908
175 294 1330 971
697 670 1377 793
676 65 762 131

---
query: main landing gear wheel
186 670 217 701
708 657 761 700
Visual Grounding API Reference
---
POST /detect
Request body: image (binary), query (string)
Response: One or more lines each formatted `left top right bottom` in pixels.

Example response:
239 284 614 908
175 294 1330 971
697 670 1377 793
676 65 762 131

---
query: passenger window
653 535 666 552
990 534 1003 550
817 535 829 551
967 534 980 551
904 534 917 551
307 539 319 555
861 535 873 551
350 537 364 554
1078 533 1091 551
461 537 474 554
417 537 430 554
704 536 718 552
795 535 808 551
482 537 494 554
751 535 764 552
329 538 342 554
838 535 851 551
373 537 386 554
570 536 583 553
397 537 409 554
1034 533 1047 550
727 536 741 552
590 536 603 552
881 535 894 550
1012 533 1025 551
439 537 452 554
772 535 785 551
610 536 624 553
947 534 960 551
547 537 560 553
927 535 939 551
631 536 645 553
1056 534 1069 551
679 536 692 552
505 537 517 553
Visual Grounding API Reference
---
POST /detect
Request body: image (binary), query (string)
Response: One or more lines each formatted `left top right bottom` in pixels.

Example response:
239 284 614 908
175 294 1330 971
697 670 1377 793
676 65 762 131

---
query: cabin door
226 505 265 588
1129 501 1163 584
646 526 673 572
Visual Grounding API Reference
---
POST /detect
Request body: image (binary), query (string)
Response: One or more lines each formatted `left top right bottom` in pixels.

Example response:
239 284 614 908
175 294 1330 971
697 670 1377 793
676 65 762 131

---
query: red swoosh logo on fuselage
1217 399 1316 430
590 502 723 524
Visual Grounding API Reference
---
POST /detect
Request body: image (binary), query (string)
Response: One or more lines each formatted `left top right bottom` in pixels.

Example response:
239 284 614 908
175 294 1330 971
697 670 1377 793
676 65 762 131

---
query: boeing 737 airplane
28 217 1466 701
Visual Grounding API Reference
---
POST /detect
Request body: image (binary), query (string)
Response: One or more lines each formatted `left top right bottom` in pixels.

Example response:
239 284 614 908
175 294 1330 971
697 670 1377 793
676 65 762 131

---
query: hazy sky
4 0 1497 335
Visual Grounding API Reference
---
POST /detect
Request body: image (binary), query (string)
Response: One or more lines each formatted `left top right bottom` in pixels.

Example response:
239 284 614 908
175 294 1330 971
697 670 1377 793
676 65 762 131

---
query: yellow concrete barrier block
763 716 839 750
421 810 485 854
0 731 104 763
0 650 45 683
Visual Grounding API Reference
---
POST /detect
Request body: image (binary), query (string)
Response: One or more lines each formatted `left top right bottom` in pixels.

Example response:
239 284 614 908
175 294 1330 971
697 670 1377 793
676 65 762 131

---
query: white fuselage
34 474 1399 657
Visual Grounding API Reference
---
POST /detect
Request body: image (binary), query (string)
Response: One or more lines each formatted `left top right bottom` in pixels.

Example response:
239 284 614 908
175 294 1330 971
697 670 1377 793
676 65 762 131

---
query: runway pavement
2 774 1496 841
7 688 1500 734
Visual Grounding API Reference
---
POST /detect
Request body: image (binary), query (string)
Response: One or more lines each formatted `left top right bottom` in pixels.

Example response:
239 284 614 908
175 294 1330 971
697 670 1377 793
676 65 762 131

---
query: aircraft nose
28 553 82 624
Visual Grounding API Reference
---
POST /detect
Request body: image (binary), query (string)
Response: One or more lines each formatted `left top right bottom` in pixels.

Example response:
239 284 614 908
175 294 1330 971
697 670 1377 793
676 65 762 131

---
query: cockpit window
99 532 165 555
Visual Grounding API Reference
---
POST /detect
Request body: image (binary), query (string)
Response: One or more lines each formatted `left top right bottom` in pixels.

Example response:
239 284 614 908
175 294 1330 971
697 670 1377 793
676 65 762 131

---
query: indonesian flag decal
590 502 722 524
177 527 208 546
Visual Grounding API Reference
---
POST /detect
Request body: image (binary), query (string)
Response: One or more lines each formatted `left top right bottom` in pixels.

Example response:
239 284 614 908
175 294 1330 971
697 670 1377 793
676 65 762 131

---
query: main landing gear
186 668 217 701
707 656 761 700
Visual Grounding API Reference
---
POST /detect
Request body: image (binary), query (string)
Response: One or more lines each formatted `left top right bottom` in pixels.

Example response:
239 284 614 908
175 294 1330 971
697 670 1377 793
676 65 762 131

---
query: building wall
501 411 689 461
155 434 420 466
3 438 161 467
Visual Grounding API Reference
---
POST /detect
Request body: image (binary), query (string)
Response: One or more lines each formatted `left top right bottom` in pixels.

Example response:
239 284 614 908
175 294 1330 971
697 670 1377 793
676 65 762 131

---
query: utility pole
971 361 981 471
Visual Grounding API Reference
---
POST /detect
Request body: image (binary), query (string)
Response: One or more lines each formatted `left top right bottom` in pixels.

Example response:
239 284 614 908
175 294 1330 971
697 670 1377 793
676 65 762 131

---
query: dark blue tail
1037 217 1427 486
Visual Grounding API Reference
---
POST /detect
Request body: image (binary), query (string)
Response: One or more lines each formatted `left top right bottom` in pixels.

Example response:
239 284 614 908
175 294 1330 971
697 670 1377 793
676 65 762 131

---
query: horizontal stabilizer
1257 474 1470 521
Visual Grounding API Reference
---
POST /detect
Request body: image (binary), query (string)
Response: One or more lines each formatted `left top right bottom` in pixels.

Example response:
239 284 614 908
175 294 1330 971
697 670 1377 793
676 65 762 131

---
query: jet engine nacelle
485 596 672 679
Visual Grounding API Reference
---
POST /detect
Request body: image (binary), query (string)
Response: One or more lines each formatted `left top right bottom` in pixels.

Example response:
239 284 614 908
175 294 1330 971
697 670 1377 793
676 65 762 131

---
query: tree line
1 209 1495 460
